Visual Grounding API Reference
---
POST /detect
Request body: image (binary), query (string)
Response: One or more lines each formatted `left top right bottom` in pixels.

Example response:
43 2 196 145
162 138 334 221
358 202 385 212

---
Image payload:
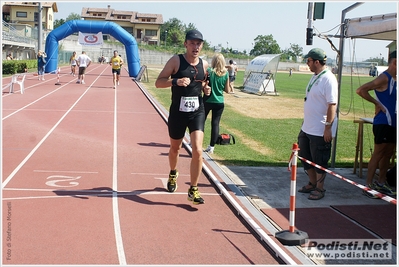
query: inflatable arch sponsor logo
78 32 103 46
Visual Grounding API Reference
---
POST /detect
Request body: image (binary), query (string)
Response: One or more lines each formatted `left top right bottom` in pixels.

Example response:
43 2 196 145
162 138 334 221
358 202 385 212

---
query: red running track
2 64 294 265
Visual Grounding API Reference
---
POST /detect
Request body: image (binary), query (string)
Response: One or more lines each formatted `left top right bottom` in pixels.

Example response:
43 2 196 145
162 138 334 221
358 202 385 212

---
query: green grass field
144 68 378 167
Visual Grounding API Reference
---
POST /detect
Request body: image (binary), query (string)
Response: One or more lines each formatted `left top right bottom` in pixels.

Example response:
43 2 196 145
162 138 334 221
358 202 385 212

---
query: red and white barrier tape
296 155 396 205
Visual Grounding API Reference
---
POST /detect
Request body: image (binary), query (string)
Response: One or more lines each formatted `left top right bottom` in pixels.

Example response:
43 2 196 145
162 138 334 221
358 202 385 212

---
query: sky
54 0 398 62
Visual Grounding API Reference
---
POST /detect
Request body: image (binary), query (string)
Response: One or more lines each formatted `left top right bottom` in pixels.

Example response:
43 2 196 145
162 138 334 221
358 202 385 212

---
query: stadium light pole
165 30 167 47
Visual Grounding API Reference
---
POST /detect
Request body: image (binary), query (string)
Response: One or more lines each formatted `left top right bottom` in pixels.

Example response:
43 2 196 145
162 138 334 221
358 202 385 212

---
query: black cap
185 29 203 41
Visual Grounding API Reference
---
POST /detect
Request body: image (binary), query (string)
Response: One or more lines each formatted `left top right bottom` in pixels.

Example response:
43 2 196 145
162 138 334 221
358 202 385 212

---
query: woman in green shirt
204 53 230 153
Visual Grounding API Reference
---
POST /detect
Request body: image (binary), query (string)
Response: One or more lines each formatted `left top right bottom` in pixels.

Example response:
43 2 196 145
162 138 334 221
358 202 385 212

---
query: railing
2 20 37 47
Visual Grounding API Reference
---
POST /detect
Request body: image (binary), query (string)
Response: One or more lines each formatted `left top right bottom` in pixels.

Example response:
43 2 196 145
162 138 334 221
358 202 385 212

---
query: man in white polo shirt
76 51 92 84
297 48 338 201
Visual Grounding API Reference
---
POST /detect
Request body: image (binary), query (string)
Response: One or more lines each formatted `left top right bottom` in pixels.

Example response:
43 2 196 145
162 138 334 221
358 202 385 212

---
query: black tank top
170 54 205 110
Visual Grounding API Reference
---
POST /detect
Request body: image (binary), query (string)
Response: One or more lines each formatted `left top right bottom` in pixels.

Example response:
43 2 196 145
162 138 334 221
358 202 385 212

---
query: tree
281 43 303 61
365 57 386 66
66 12 81 22
53 13 80 29
159 18 210 48
166 28 185 47
54 19 65 29
160 18 186 46
250 34 281 56
186 22 197 32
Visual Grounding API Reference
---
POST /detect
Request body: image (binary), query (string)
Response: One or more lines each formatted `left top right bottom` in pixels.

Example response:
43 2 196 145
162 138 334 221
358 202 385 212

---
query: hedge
2 60 37 75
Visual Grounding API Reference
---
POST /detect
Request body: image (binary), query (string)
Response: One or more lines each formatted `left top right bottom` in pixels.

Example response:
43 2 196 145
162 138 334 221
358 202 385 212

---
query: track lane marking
2 191 220 201
2 65 105 119
33 170 98 173
113 79 127 265
2 67 109 189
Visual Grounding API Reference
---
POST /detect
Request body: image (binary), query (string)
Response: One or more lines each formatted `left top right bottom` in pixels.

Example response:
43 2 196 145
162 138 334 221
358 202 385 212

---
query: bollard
275 143 309 246
55 67 61 85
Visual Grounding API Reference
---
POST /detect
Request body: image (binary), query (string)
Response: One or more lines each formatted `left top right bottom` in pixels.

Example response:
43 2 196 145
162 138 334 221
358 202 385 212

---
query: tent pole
331 2 364 168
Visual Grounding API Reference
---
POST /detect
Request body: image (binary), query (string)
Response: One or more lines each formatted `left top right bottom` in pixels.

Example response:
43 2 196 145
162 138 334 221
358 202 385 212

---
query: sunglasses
192 65 208 83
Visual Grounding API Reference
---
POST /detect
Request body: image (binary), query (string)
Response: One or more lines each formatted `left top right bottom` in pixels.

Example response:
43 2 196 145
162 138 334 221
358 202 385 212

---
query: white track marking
1 67 108 189
2 65 103 120
2 80 73 120
2 191 219 201
131 172 189 176
33 170 98 174
112 81 127 265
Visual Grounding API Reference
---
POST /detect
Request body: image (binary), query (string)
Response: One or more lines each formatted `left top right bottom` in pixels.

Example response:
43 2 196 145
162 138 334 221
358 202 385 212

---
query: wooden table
353 118 373 178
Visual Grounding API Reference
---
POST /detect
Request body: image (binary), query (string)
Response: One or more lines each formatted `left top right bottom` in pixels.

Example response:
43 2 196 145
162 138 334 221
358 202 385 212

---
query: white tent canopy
345 12 397 41
244 54 281 75
332 9 396 167
243 54 281 95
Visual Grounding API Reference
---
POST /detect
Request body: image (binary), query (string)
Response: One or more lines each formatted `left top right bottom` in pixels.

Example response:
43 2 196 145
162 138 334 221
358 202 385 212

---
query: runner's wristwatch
325 121 333 126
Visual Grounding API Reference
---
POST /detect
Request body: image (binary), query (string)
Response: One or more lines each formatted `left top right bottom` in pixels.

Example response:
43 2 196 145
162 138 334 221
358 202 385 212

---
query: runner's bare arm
155 55 190 88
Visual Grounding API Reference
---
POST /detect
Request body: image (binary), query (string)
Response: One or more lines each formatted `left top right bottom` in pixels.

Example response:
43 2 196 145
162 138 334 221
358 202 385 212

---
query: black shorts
112 68 121 75
229 75 236 83
78 67 86 75
298 130 332 174
373 124 396 144
168 108 205 140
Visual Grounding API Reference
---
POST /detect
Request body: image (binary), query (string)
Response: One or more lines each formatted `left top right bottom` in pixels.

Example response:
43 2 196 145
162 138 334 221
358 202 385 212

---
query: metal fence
2 20 36 47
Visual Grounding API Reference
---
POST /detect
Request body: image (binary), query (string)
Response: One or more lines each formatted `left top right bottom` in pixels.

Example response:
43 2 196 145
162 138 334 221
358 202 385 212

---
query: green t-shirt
205 67 229 104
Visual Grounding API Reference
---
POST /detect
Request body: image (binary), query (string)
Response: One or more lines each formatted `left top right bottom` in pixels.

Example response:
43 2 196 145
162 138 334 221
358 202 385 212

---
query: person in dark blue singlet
356 50 397 197
155 29 211 204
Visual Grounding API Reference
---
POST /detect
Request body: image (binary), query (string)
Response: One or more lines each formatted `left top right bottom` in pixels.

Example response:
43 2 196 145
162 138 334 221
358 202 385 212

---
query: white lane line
112 82 127 265
2 80 73 120
1 67 109 189
2 192 220 201
2 65 104 119
33 170 98 174
131 172 189 176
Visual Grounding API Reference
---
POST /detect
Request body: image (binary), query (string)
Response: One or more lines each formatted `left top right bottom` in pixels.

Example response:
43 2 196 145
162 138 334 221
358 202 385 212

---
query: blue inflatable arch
45 20 140 77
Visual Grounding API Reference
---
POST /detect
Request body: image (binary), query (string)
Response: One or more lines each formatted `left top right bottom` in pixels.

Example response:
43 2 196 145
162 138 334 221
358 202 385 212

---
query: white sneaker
204 145 214 154
81 81 85 84
76 80 80 84
42 77 45 81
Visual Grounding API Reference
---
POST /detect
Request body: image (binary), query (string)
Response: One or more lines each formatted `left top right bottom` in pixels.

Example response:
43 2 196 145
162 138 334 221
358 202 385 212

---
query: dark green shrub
2 60 37 75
